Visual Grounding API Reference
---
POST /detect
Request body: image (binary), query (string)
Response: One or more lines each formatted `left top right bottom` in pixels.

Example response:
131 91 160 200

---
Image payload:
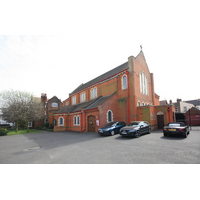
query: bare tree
0 90 44 132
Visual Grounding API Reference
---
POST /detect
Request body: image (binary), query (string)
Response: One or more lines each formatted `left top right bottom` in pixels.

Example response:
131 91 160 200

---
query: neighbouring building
53 49 175 132
185 107 200 126
32 93 62 128
173 99 194 113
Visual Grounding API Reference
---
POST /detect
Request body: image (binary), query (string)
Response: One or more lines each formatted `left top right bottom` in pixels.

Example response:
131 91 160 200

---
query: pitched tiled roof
55 94 114 114
84 95 113 110
55 97 101 114
70 62 128 95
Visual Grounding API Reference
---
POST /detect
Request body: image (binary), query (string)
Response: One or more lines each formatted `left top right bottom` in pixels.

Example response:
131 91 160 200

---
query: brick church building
53 49 175 132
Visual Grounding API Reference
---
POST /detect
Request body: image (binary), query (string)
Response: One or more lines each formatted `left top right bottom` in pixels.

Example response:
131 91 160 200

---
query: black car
98 121 126 136
120 121 151 138
163 122 190 138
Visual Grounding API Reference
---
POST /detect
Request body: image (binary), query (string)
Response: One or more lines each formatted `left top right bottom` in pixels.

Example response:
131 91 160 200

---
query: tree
0 90 45 132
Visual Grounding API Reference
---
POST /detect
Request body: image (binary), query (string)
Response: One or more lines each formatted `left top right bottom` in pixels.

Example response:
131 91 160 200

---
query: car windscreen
168 123 181 127
104 122 116 127
128 122 139 127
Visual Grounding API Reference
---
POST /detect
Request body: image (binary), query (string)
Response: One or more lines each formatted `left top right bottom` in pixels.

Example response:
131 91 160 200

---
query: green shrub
48 124 54 129
0 128 8 136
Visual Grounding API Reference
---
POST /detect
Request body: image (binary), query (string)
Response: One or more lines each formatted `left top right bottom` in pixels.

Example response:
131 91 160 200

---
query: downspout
81 110 86 132
126 70 130 123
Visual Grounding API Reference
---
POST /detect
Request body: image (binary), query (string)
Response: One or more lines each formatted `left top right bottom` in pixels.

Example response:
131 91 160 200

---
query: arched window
140 72 143 93
107 110 113 123
77 116 80 125
140 71 148 95
145 76 148 95
138 101 140 107
72 96 76 105
80 92 86 102
122 75 127 89
91 87 97 99
94 87 97 98
53 119 56 126
74 116 76 125
58 117 64 126
91 88 94 99
52 102 58 107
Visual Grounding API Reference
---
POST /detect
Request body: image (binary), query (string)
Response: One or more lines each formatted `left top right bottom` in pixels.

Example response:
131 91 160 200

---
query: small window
28 121 32 127
138 102 140 107
53 119 56 126
52 102 58 107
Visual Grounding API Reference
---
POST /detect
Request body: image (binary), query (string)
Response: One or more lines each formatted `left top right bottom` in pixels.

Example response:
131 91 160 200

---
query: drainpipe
126 70 130 123
81 110 86 132
167 107 171 123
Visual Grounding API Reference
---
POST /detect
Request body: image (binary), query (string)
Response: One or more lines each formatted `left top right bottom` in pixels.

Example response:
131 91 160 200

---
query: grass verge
7 129 42 136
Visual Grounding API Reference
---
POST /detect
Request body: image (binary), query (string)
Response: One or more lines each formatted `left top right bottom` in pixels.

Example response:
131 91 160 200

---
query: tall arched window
107 110 113 123
94 87 97 98
122 75 127 89
140 72 143 93
74 116 76 125
140 71 148 95
74 115 80 125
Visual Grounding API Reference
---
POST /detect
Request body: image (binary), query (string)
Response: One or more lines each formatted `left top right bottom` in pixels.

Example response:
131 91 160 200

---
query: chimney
41 93 47 103
177 98 182 103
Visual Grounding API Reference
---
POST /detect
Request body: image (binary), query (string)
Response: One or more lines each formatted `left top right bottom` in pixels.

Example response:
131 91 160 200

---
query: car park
163 122 190 138
98 121 126 136
120 121 151 138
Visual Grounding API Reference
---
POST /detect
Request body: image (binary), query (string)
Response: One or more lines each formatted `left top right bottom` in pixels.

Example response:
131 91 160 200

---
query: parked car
120 121 151 138
98 121 126 136
163 122 190 138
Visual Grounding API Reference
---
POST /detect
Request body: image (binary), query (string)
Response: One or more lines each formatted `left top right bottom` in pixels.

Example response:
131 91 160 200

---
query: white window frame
58 117 64 126
72 96 76 105
94 87 97 98
52 102 58 107
140 71 148 95
28 121 32 127
80 92 86 102
91 87 97 99
74 115 80 126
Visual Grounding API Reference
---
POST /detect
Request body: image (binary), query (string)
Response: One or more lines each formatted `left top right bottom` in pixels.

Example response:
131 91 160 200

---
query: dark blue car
98 121 126 136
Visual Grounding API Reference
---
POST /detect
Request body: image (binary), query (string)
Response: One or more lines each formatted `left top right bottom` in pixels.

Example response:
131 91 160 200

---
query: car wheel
184 132 187 138
111 131 115 136
135 130 140 138
163 133 167 137
148 128 151 134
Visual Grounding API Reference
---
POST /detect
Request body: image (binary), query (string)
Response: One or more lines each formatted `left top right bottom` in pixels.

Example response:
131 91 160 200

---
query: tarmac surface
0 128 200 164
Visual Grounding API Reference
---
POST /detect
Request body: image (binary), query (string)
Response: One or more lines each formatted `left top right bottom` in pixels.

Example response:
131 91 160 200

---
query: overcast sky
0 0 199 103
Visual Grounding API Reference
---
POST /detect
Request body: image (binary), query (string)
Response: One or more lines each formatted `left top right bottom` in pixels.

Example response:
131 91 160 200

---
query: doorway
157 111 164 129
88 115 96 132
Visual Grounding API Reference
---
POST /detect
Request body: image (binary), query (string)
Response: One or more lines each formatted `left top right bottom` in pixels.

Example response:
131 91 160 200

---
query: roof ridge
70 62 128 95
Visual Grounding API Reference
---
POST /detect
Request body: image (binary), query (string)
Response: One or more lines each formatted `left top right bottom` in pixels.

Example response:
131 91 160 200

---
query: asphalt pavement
0 128 200 164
